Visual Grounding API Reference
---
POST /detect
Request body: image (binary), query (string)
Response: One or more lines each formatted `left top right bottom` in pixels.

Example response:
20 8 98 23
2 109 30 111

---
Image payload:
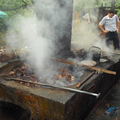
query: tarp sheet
0 11 8 18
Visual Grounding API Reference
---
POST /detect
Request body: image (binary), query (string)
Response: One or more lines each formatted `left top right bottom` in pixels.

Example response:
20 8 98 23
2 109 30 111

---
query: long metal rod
5 77 100 98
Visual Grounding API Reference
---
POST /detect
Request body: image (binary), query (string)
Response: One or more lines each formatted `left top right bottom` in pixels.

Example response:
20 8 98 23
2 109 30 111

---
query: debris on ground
104 107 118 117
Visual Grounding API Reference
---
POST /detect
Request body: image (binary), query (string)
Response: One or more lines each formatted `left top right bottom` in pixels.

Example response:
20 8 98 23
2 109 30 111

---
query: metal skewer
5 77 100 98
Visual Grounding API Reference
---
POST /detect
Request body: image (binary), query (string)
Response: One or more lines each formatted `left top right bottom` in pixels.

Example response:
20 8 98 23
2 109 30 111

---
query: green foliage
0 0 36 17
0 18 7 32
115 0 120 16
0 0 36 45
74 0 98 11
74 0 120 17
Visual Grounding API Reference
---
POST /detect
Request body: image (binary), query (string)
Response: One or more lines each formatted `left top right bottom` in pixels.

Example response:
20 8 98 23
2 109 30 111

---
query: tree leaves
0 0 36 17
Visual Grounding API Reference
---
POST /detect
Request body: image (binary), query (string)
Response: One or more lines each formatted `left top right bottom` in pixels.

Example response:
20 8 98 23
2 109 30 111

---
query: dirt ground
85 79 120 120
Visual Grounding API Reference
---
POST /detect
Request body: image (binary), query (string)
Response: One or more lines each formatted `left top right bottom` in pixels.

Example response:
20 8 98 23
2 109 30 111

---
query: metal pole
5 77 100 98
111 0 115 10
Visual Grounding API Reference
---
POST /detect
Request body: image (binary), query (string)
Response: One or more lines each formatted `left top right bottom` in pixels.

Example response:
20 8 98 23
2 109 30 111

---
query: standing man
98 10 120 50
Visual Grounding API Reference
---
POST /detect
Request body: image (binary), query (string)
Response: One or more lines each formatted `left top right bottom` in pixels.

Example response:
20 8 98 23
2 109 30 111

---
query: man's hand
117 28 119 33
103 30 109 33
98 23 108 34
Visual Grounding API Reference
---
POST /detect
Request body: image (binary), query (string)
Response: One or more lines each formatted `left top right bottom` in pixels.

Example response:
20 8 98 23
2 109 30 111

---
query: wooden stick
76 71 95 88
102 50 120 55
54 58 116 75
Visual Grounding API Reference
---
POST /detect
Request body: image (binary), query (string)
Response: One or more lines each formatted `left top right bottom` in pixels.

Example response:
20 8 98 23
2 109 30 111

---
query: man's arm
116 21 119 33
98 23 109 33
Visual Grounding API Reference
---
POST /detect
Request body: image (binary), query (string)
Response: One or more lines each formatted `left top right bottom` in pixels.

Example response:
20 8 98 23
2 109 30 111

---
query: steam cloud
4 0 115 84
5 0 72 67
5 0 75 83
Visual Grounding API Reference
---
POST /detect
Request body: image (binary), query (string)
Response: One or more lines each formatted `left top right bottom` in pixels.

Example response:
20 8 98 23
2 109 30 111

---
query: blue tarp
104 107 117 117
0 11 8 18
107 107 117 112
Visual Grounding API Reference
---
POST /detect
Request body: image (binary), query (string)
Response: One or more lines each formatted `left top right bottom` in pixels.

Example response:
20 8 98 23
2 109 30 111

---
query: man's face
108 13 114 18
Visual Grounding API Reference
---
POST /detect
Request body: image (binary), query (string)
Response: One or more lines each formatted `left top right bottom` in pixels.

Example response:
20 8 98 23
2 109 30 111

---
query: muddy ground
85 79 120 120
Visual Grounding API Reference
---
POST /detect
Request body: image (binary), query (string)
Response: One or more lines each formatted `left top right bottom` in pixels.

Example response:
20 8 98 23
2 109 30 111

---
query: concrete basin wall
0 60 120 120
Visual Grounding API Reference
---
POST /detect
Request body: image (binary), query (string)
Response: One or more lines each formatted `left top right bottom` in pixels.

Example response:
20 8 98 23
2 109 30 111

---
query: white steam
5 0 74 83
6 14 55 68
5 0 72 66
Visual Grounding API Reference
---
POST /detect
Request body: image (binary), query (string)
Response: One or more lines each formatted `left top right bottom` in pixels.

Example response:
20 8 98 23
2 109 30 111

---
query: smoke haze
5 0 73 64
71 0 114 53
4 0 75 83
4 0 116 84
